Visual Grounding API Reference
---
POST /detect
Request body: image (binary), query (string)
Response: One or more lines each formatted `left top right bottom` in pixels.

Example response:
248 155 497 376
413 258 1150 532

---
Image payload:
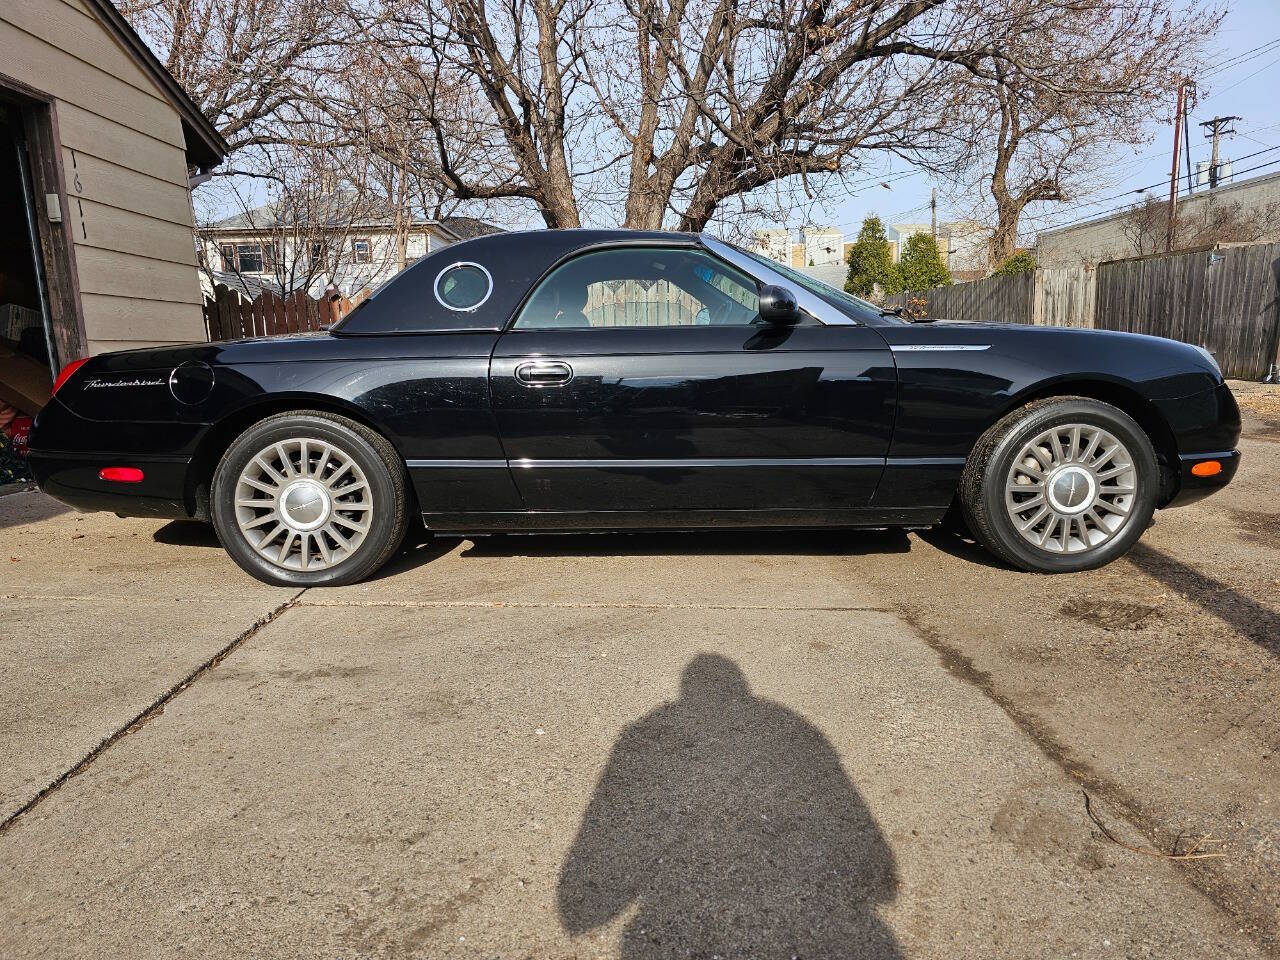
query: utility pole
1166 82 1185 253
930 187 937 242
1183 84 1195 196
1199 115 1240 189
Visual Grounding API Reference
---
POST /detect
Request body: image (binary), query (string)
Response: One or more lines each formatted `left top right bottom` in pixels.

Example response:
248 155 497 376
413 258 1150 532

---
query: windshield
731 243 894 324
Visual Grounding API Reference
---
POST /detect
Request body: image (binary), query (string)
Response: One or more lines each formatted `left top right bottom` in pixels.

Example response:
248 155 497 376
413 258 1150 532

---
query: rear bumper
27 450 193 518
28 394 203 518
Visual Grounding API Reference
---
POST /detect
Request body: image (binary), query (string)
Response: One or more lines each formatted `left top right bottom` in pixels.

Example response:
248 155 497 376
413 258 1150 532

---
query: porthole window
434 262 493 312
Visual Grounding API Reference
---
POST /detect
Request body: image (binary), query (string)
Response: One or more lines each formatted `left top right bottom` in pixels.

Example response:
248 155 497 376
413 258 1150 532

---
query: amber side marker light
1190 460 1223 478
99 467 145 483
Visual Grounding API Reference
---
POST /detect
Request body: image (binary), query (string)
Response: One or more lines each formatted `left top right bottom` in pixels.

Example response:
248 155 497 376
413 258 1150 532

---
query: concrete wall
1 0 208 354
1037 170 1280 268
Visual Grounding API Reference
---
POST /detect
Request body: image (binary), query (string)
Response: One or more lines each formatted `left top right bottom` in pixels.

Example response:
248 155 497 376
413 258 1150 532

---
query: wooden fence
881 242 1280 379
883 271 1034 326
203 284 362 341
1034 266 1096 328
1094 242 1280 380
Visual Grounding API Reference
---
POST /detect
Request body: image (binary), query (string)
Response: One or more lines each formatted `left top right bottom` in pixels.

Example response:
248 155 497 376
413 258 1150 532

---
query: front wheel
211 411 409 587
959 397 1159 573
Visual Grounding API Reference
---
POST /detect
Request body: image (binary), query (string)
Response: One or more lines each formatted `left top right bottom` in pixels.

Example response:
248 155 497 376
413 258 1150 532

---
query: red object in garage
8 414 31 457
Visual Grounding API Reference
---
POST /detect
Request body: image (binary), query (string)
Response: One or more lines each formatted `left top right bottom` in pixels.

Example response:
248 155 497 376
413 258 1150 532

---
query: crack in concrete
299 599 892 612
0 589 306 836
893 602 1277 957
1 593 294 604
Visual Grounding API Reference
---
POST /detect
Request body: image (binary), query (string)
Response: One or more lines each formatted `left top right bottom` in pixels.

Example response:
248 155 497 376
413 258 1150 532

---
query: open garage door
0 85 86 483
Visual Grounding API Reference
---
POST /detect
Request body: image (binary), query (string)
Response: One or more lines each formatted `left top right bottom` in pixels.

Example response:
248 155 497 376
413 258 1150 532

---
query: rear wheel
211 411 409 586
960 397 1159 572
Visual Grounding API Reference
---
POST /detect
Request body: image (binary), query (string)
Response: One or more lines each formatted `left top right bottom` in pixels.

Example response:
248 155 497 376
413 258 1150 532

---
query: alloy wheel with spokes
234 437 374 572
961 397 1159 574
1005 423 1137 555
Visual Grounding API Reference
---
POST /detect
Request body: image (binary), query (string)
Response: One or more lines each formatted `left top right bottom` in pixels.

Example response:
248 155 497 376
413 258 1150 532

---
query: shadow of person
558 654 902 959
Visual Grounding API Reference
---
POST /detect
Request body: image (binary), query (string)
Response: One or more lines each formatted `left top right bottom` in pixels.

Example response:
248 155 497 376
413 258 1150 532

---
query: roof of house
86 0 228 168
207 196 502 238
201 269 282 300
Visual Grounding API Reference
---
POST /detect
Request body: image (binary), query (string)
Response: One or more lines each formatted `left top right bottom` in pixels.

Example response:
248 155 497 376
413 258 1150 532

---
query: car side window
514 247 765 329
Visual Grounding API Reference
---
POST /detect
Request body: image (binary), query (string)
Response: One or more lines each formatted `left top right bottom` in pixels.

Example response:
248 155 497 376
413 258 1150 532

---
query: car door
489 243 896 514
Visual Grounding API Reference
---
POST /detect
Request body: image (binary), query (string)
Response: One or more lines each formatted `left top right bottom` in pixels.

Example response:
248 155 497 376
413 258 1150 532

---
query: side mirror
759 284 801 325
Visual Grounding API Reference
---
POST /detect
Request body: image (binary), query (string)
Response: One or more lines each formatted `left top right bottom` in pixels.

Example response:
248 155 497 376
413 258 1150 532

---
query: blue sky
820 0 1280 242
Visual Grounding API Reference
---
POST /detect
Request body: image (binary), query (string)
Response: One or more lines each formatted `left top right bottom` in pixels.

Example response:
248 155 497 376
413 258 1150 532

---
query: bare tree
936 0 1219 265
117 0 348 152
353 0 1072 230
1119 195 1280 256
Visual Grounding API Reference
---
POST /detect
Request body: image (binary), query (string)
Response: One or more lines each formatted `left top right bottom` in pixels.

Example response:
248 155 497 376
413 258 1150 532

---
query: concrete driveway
2 386 1277 959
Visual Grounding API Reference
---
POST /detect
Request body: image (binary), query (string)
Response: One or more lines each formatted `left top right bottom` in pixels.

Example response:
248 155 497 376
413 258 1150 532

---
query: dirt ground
0 380 1276 958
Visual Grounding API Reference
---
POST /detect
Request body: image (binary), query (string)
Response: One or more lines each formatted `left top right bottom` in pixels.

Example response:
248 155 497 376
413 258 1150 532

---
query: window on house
352 239 372 264
235 243 263 273
219 243 236 271
310 242 323 267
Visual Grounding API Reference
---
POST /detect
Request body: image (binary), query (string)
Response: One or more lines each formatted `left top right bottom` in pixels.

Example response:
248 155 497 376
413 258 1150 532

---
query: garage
0 0 228 484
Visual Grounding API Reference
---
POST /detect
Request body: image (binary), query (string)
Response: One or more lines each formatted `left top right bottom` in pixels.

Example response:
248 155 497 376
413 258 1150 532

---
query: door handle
515 360 573 387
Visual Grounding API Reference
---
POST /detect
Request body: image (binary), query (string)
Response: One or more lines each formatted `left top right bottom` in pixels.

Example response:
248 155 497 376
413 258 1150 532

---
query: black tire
210 410 409 587
959 397 1159 573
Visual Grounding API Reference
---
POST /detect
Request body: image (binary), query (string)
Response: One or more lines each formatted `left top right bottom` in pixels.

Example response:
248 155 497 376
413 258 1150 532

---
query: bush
844 215 901 298
898 232 951 291
992 251 1036 276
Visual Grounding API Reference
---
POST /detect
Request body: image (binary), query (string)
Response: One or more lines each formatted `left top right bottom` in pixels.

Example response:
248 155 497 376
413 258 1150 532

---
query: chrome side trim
699 234 855 326
1178 450 1237 462
408 456 965 470
890 344 990 352
406 459 509 468
511 457 884 469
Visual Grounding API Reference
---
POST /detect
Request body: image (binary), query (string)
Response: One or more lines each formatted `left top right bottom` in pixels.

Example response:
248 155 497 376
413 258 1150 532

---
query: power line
1196 36 1280 80
1036 141 1280 220
1039 154 1280 233
1200 51 1280 103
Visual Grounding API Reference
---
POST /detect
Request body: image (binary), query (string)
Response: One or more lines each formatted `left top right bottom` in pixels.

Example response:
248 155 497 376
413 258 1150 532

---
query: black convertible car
29 230 1239 586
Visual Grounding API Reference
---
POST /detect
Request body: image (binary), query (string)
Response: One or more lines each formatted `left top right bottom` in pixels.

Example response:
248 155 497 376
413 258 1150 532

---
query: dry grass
1227 381 1280 417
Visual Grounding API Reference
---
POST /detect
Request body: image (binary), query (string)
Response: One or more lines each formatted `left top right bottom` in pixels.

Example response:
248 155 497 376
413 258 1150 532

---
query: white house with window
199 201 499 299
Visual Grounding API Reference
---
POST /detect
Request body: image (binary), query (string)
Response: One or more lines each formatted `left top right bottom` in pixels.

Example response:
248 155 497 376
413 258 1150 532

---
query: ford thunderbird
28 230 1240 586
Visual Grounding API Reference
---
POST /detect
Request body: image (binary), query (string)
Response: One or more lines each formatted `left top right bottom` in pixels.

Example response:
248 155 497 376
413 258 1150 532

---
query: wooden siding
0 0 207 355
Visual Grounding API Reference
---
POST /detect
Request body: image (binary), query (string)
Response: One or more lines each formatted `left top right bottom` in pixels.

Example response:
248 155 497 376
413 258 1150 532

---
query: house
801 227 844 266
750 228 790 265
752 226 846 267
0 0 228 419
200 201 501 299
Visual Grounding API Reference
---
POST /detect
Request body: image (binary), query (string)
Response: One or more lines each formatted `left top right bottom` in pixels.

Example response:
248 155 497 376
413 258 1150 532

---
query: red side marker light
1190 460 1222 478
52 357 91 396
99 467 144 483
